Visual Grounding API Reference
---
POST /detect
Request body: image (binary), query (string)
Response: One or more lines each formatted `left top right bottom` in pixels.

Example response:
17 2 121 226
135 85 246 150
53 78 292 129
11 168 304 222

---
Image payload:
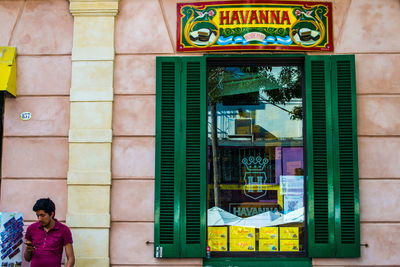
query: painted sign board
177 1 333 52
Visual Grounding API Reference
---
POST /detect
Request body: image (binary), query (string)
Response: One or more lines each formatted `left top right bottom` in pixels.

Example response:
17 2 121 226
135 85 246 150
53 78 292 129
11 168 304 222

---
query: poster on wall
177 1 333 52
280 175 303 195
0 212 24 267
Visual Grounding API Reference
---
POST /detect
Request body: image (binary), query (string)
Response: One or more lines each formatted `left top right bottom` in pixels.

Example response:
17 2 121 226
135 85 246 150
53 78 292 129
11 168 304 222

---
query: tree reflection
208 65 303 207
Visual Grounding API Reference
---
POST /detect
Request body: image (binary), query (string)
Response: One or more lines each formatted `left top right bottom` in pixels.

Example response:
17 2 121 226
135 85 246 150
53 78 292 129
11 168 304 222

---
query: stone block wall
112 0 400 266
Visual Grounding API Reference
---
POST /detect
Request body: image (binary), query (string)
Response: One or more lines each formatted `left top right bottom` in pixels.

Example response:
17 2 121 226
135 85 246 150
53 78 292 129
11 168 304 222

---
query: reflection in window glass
207 64 304 255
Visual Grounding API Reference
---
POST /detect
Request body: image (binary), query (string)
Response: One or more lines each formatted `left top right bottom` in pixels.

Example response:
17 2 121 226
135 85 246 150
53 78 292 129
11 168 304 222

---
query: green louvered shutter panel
305 56 336 257
155 57 181 257
155 57 206 258
306 55 360 258
331 55 360 257
180 57 207 257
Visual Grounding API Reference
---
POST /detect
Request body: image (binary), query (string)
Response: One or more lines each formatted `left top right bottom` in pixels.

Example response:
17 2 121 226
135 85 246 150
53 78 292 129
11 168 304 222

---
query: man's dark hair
33 198 56 217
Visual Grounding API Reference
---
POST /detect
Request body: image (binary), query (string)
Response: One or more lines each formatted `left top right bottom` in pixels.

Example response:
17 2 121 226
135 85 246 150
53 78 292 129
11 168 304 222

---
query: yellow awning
0 47 17 97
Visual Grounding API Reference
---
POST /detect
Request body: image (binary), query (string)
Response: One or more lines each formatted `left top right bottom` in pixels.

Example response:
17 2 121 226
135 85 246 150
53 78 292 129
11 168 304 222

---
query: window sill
203 257 311 267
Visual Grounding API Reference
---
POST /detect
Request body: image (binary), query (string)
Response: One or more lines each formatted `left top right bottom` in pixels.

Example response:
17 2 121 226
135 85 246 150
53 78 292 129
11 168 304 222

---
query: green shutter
306 55 360 258
155 57 181 257
155 57 206 258
180 57 207 257
331 55 360 257
305 56 336 257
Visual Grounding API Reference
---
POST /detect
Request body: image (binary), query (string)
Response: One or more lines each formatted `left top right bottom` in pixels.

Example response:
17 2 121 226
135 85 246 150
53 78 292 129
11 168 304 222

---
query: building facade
0 0 400 266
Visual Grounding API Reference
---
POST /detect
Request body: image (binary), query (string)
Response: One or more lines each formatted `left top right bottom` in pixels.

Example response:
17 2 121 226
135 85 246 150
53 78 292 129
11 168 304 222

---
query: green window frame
154 55 359 260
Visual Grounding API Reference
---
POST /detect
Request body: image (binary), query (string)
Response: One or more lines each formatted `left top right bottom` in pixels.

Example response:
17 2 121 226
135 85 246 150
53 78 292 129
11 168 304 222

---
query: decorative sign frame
177 1 333 52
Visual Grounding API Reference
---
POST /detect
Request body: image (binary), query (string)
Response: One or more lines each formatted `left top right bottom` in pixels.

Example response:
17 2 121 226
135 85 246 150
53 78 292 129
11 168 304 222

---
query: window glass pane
207 64 304 255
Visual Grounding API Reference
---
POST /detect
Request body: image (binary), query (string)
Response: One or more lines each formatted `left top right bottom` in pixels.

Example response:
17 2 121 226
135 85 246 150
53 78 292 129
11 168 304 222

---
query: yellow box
208 226 227 239
208 238 227 251
259 239 279 252
280 239 299 251
259 227 278 239
229 238 256 251
229 226 255 239
279 227 299 239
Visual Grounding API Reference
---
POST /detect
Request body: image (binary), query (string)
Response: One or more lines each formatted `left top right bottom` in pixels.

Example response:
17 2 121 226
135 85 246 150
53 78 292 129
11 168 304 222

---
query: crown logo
241 156 269 171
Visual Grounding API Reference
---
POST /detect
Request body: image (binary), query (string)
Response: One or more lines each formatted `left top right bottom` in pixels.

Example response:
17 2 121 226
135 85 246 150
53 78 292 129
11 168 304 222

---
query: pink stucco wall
0 0 72 266
0 0 72 214
1 0 400 266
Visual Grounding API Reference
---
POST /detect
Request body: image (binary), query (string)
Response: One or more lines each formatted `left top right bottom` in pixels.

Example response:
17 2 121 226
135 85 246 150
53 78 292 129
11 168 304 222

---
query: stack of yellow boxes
259 227 279 251
229 226 256 251
279 227 299 251
207 227 228 251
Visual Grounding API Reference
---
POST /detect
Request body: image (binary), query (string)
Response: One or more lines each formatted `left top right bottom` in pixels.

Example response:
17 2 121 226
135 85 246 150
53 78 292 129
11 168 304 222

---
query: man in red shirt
24 198 75 267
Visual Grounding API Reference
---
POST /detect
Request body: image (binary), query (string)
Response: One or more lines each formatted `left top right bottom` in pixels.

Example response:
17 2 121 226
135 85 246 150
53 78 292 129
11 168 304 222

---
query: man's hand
24 241 35 262
24 241 35 251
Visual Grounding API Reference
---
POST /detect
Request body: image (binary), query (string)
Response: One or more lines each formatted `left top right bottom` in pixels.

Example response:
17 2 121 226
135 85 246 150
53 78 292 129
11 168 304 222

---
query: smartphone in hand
24 241 35 249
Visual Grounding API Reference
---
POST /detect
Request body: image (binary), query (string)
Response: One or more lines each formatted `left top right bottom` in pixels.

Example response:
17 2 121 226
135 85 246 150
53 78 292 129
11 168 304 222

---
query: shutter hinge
155 245 163 258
